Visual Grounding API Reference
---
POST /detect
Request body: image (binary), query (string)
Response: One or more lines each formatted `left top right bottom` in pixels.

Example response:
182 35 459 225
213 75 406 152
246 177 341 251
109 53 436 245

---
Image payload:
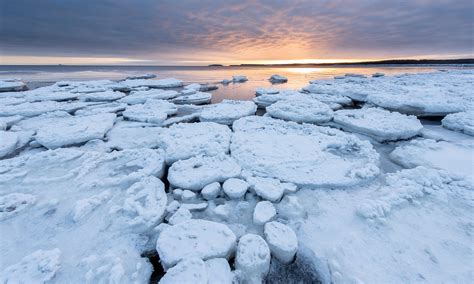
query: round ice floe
156 219 237 268
255 87 280 96
214 204 231 220
181 190 197 202
172 92 212 105
75 102 127 116
253 201 277 225
0 101 92 117
35 113 117 149
269 74 288 83
121 176 167 232
201 182 222 200
247 176 286 202
199 100 257 125
232 75 248 83
332 108 423 141
0 193 36 221
266 98 334 124
160 122 231 164
1 249 61 283
0 131 19 158
79 90 125 102
106 125 164 150
120 89 180 105
168 155 241 191
389 139 474 177
231 116 380 187
235 234 271 282
123 99 177 124
441 111 474 136
264 221 298 263
159 258 207 284
168 206 192 225
121 78 183 89
205 258 233 284
223 178 249 199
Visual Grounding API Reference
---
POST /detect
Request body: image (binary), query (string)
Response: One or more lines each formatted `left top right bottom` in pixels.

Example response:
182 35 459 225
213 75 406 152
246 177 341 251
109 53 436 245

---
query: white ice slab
172 92 212 105
235 234 271 282
441 111 474 136
264 221 298 263
122 78 183 88
199 100 257 125
119 89 180 105
266 97 334 124
123 99 177 124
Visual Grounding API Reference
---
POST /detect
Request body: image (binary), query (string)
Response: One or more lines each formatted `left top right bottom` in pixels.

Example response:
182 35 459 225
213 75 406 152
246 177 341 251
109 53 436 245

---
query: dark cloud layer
1 0 473 63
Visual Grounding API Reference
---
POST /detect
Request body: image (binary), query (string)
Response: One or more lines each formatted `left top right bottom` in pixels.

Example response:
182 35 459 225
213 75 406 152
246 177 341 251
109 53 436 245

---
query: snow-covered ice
0 101 93 117
1 249 61 283
266 98 334 124
159 258 207 284
119 89 180 104
172 92 212 105
156 219 237 268
235 234 271 282
125 73 156 80
232 75 248 83
268 74 288 83
253 201 277 225
199 100 257 125
231 116 380 187
264 221 298 263
442 111 474 136
0 79 27 92
332 107 423 141
222 178 249 199
79 90 125 102
123 99 177 124
201 182 222 200
121 78 183 89
168 154 241 191
205 258 233 284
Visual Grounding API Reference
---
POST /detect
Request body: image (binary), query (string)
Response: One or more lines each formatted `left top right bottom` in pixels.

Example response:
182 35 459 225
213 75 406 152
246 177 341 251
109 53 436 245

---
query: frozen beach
0 67 473 283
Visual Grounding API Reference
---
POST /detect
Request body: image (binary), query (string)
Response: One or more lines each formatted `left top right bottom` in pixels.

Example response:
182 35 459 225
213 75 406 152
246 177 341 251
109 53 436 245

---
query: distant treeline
225 58 474 67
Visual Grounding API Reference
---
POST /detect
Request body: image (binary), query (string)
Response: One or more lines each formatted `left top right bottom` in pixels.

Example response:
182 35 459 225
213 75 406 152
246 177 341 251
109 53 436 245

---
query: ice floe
231 116 380 187
0 79 27 92
222 178 249 199
79 90 125 102
172 92 212 105
232 75 248 83
123 99 177 124
266 98 334 124
121 78 183 89
106 125 164 150
205 258 233 284
269 74 288 83
125 73 157 80
331 107 423 141
119 89 180 105
235 234 271 282
156 219 237 268
201 182 222 200
264 221 298 263
253 201 277 225
1 249 61 283
168 155 241 191
199 99 257 125
0 101 93 117
441 111 474 136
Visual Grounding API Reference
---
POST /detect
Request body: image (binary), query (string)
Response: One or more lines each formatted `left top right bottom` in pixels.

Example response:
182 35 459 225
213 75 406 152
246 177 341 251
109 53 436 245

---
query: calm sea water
0 65 470 103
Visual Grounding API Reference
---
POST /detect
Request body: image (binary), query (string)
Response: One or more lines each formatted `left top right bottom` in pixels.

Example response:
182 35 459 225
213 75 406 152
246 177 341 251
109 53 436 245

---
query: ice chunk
255 87 281 96
122 78 183 88
247 176 286 202
269 74 288 83
232 75 248 83
223 178 249 199
1 249 61 283
156 219 237 267
125 73 157 80
123 99 177 124
0 193 36 221
119 89 180 105
235 234 271 282
0 79 27 92
201 182 222 200
159 122 231 164
442 111 474 136
168 206 192 225
35 113 116 149
345 73 367 78
372 72 385 77
79 90 125 102
172 92 212 105
199 100 257 125
390 139 474 177
253 201 277 225
0 101 92 117
332 108 423 141
205 258 233 284
231 116 380 187
214 204 231 220
264 221 298 263
75 102 127 116
181 189 197 202
72 190 112 222
0 131 19 158
266 98 334 124
168 155 241 191
159 258 207 284
106 125 164 150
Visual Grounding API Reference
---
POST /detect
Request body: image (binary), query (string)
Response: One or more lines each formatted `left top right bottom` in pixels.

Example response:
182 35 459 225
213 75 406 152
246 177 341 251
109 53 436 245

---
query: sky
0 0 473 65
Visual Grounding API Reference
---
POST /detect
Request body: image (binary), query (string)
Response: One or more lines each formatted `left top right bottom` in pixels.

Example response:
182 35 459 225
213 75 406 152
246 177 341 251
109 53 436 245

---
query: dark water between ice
0 65 471 103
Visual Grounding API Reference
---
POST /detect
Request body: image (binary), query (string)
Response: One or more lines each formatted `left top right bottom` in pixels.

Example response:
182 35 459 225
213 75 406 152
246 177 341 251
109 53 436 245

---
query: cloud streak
0 0 472 64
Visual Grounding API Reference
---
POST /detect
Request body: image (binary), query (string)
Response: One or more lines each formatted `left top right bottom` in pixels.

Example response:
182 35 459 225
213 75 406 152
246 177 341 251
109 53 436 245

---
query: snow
199 100 257 125
121 78 183 88
1 249 61 283
389 139 474 177
222 178 249 199
232 75 248 83
35 113 116 149
168 206 192 225
205 258 233 284
123 99 177 124
266 97 334 124
79 90 125 102
0 79 27 92
0 192 36 221
168 154 241 191
332 107 423 141
264 221 298 263
201 182 222 200
442 111 474 136
235 234 271 282
119 89 180 104
231 116 380 187
72 190 112 222
156 219 237 268
253 201 277 225
172 92 212 105
159 258 208 284
269 74 288 83
159 122 231 164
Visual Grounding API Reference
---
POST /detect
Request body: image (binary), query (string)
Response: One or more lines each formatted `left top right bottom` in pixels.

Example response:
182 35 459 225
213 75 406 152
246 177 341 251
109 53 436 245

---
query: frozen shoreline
0 69 473 283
